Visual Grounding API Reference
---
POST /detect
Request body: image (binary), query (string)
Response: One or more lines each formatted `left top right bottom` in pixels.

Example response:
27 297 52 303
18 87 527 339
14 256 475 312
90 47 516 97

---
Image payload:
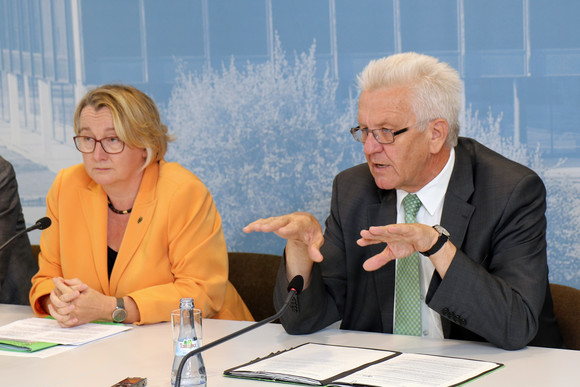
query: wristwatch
112 297 127 323
420 225 450 257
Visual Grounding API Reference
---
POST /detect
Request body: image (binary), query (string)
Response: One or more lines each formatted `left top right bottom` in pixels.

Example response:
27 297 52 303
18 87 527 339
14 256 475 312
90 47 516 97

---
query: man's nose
363 132 383 155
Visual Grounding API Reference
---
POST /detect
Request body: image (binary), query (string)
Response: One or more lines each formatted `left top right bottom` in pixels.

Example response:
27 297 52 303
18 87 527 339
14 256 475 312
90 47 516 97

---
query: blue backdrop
1 0 579 288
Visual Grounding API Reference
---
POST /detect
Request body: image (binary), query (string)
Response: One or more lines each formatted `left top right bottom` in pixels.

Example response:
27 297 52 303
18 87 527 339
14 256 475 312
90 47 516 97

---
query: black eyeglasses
73 136 126 154
350 126 408 144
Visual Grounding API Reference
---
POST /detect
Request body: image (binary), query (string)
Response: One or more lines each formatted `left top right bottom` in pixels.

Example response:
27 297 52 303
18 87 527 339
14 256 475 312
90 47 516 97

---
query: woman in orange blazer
30 84 252 326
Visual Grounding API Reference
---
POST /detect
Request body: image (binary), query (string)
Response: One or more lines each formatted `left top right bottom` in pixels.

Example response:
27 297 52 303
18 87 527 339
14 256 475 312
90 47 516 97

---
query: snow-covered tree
166 35 360 252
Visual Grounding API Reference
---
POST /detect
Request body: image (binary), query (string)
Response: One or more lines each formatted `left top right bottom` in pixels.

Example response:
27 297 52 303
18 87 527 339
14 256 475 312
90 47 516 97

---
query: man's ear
429 118 449 153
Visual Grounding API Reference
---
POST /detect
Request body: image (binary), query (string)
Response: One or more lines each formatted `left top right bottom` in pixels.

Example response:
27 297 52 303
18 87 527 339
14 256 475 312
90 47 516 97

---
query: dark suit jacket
0 156 37 305
274 137 563 350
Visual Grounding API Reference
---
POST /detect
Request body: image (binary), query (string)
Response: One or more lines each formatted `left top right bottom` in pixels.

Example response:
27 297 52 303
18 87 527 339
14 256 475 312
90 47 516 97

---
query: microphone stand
0 217 51 253
175 278 302 386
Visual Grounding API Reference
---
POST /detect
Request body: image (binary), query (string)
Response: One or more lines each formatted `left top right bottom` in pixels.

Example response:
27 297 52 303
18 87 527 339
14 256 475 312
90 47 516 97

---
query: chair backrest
550 283 580 350
31 244 40 261
228 252 282 322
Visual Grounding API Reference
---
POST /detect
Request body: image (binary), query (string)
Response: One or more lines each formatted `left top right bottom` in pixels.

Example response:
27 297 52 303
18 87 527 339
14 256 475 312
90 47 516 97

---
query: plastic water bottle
171 298 206 386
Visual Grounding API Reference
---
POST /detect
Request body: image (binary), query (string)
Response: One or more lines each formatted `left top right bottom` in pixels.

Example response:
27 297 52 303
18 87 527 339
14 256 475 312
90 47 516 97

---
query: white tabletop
0 304 578 387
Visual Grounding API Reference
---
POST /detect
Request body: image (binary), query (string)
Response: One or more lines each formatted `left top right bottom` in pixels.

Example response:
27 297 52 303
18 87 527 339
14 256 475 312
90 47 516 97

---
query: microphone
175 275 304 386
0 217 52 253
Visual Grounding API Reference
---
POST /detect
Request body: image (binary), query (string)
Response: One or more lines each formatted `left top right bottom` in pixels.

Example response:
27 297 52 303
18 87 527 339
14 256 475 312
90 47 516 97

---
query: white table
0 304 578 386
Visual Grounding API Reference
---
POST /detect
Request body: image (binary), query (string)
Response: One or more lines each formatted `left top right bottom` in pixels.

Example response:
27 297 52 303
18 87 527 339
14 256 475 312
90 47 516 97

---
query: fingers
47 277 86 328
306 231 325 262
46 278 107 328
47 302 79 328
357 224 419 246
307 246 324 262
244 213 322 242
243 215 291 234
357 229 383 246
62 277 89 292
49 290 75 313
359 224 423 271
362 250 395 272
48 289 79 327
244 213 325 263
52 277 82 303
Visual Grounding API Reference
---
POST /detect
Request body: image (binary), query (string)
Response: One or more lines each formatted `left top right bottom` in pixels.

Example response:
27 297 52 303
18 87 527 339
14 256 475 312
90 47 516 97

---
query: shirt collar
396 147 455 216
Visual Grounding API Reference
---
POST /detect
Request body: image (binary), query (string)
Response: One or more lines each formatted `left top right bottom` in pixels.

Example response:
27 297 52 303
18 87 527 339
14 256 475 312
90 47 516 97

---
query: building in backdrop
1 0 579 287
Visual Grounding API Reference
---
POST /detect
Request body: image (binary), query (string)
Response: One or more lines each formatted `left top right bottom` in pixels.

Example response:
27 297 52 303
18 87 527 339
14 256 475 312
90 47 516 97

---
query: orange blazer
30 160 253 323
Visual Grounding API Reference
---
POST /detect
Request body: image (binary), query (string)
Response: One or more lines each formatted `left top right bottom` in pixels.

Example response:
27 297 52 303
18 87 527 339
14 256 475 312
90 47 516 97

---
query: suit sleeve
127 179 232 324
274 176 344 334
0 158 38 305
0 160 19 282
426 173 549 350
29 170 64 315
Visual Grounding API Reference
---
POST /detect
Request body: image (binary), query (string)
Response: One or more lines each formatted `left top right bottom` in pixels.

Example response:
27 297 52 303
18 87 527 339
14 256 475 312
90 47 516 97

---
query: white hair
357 52 462 147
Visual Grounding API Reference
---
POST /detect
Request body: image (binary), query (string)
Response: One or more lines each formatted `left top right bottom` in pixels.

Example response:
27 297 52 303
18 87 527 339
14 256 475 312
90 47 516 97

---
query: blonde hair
74 84 174 167
357 52 461 147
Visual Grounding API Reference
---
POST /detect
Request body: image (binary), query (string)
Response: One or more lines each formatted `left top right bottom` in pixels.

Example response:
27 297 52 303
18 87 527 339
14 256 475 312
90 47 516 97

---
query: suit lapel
367 189 397 257
109 162 160 295
441 143 475 252
368 189 397 331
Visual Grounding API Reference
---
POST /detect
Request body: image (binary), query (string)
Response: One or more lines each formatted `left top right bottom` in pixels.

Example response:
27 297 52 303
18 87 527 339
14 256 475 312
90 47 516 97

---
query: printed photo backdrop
1 0 579 288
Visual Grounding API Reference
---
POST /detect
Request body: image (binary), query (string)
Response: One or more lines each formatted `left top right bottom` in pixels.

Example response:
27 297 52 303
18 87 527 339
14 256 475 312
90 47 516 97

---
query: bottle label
175 338 200 357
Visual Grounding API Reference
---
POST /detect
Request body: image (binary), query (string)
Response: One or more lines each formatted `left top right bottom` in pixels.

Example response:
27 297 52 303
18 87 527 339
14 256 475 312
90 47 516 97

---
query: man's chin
372 176 398 191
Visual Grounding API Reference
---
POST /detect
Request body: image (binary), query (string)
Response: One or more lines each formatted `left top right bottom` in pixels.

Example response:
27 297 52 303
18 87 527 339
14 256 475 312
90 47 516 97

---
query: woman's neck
103 170 145 211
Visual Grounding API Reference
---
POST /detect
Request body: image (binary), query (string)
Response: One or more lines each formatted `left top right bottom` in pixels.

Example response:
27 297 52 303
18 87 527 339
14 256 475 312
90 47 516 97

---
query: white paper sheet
0 317 131 345
233 343 396 382
332 352 500 386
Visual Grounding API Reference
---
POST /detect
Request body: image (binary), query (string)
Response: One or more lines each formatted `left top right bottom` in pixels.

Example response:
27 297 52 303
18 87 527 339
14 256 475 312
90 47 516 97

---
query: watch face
434 225 450 236
113 308 127 323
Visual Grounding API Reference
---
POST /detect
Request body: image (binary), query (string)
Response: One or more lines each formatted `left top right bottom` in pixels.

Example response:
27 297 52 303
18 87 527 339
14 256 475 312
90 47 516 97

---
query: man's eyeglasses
73 136 126 154
350 126 408 144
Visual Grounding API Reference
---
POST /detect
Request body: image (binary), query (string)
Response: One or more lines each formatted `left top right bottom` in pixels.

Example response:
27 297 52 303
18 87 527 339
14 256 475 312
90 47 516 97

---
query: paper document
0 317 131 346
228 343 396 384
333 352 501 386
225 342 503 386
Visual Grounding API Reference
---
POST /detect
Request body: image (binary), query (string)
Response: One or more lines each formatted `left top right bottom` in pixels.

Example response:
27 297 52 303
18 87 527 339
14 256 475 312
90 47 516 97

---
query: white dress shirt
394 147 455 338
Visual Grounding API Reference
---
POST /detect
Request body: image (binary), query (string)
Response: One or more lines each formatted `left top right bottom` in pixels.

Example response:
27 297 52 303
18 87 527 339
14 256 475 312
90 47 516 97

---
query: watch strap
420 226 449 257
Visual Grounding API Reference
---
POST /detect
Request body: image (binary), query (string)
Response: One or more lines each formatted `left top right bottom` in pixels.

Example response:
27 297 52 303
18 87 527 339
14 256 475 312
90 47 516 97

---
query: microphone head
36 217 52 230
287 275 304 295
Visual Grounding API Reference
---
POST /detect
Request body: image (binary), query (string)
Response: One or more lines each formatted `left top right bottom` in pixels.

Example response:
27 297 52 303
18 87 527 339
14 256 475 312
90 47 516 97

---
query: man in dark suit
0 155 38 304
244 52 562 350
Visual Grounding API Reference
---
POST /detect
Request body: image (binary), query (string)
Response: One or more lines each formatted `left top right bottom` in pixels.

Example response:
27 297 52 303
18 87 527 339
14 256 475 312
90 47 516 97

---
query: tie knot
403 194 422 222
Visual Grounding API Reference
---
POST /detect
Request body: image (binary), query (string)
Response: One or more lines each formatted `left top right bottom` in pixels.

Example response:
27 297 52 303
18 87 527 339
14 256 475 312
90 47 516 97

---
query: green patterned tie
394 194 422 336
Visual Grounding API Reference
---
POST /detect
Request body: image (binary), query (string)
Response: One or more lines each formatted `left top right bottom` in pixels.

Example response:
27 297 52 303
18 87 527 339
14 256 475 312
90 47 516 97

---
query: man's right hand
243 212 324 287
